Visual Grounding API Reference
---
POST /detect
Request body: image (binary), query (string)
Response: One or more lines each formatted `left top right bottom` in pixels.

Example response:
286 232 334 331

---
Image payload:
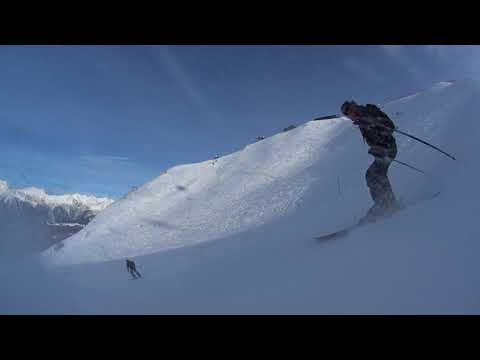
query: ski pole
392 128 456 161
392 159 426 175
313 114 339 120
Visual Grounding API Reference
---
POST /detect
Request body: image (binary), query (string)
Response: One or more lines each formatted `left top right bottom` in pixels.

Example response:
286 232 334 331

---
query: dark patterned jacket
353 104 397 159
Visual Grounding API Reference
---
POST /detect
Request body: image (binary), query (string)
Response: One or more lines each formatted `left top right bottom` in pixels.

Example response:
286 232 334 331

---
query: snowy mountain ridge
0 180 113 255
0 180 113 212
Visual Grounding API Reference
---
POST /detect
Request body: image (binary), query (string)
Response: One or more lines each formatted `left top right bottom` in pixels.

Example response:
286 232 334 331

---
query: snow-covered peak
0 180 7 193
0 181 113 211
430 81 455 90
0 180 114 256
384 80 456 106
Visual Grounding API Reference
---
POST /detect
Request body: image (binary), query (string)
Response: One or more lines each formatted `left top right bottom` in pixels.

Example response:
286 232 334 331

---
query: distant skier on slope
126 259 142 279
341 100 400 223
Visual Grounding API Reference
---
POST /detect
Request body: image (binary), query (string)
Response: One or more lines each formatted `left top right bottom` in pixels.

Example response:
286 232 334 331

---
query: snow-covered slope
0 181 113 256
44 79 466 266
5 79 480 314
45 119 336 264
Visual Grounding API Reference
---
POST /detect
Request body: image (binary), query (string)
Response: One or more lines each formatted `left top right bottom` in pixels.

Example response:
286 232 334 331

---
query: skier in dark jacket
126 259 142 279
341 100 399 222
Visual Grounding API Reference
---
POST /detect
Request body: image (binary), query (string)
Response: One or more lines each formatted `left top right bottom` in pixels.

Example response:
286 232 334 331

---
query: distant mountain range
0 180 113 256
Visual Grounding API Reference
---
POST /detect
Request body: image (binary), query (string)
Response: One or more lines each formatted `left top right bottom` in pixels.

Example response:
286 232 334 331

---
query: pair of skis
314 191 441 242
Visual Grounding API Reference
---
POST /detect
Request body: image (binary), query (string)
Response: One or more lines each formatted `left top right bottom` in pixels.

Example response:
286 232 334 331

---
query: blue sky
1 45 479 198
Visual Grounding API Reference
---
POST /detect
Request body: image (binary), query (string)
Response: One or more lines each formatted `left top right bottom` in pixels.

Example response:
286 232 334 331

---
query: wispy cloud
343 58 384 83
75 155 161 198
146 46 222 123
78 155 142 177
381 45 423 79
80 155 130 164
423 45 452 60
381 45 406 58
422 45 480 80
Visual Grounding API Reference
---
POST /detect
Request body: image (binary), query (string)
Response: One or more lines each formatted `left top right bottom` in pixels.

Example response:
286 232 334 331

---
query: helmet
341 100 357 115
